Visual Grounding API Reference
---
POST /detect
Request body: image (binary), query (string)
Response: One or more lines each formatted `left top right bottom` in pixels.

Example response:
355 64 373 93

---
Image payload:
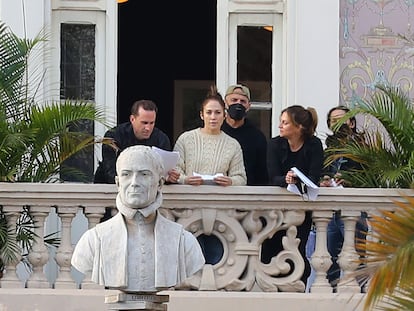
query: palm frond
0 206 23 265
1 19 111 182
16 206 36 254
372 287 414 311
326 86 414 188
0 19 111 265
360 196 414 310
0 23 47 122
9 100 108 182
44 231 61 248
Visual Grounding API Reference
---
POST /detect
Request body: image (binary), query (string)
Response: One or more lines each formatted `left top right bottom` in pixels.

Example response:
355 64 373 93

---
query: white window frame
50 5 118 166
216 1 285 136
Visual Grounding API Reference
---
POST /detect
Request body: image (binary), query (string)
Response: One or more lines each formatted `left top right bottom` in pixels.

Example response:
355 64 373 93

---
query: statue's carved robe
71 211 205 290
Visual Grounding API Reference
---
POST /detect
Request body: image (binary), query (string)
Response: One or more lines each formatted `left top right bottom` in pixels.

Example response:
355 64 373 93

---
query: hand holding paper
193 172 224 185
286 167 319 200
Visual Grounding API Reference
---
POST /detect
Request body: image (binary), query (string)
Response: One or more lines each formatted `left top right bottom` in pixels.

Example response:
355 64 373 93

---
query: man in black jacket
221 84 268 186
94 99 171 184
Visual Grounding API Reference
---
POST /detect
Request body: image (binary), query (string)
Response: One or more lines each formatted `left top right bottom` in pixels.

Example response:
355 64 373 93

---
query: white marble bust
71 145 205 292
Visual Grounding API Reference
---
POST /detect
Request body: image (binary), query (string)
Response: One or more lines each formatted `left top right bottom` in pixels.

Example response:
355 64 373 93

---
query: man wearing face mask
221 84 268 185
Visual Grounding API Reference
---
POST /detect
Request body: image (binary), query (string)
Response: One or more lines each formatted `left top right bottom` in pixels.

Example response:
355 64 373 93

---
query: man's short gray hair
116 145 164 178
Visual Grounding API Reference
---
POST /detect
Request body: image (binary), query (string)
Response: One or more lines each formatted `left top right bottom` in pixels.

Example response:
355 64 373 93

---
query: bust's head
115 145 164 209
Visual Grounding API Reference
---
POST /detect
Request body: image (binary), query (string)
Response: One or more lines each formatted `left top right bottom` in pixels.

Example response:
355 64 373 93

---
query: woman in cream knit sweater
167 86 246 186
167 86 246 264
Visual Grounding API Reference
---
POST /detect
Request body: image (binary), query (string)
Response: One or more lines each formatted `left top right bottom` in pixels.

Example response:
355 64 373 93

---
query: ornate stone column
308 210 332 293
337 211 360 293
1 206 24 288
54 206 78 288
26 206 50 288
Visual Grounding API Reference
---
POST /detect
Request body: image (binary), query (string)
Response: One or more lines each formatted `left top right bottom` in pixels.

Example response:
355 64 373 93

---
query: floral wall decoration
340 0 414 106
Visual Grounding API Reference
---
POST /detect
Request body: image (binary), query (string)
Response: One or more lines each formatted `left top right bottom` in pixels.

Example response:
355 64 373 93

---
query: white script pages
152 146 180 178
193 172 224 185
286 167 319 201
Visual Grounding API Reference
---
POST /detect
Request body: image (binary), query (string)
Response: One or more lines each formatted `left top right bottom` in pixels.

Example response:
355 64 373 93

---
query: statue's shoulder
94 213 124 236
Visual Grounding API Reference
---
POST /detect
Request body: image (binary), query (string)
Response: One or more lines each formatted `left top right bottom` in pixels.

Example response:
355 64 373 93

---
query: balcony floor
0 288 366 311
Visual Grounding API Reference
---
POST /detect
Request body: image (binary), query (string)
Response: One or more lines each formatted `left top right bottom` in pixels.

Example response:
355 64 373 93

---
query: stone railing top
0 182 412 212
0 182 413 293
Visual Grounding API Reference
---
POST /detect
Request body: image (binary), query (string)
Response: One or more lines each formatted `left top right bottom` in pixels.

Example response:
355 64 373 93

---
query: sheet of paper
152 146 180 177
193 172 224 180
287 183 302 196
286 167 319 201
193 172 224 185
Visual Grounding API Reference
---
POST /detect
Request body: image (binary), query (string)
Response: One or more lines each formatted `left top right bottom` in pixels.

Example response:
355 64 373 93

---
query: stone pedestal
105 292 169 311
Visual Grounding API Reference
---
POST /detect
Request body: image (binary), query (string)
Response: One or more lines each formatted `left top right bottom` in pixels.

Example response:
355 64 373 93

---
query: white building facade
0 0 339 159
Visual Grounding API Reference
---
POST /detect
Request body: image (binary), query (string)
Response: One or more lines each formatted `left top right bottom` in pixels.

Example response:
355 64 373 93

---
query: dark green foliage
0 20 109 270
325 85 414 188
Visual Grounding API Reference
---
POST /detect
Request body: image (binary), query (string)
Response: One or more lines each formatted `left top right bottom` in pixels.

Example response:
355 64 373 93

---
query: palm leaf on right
359 196 414 311
325 85 414 188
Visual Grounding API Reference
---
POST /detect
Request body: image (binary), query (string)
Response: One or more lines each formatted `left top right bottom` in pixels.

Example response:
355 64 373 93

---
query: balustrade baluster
0 182 410 297
1 207 24 288
309 210 333 293
54 206 78 289
337 212 361 293
26 208 50 288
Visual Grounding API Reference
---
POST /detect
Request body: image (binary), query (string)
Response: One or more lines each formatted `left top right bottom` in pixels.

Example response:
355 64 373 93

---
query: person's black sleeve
159 133 172 151
307 137 324 185
267 138 286 187
94 129 118 184
255 134 269 185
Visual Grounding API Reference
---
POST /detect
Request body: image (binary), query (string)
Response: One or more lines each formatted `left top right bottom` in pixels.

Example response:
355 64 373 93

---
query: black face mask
227 103 246 121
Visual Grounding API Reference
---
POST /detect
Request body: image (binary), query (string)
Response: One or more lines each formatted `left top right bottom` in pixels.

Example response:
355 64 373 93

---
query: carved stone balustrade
0 183 412 294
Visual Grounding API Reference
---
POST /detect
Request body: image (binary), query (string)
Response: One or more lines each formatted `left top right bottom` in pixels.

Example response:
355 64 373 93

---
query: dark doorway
117 1 217 144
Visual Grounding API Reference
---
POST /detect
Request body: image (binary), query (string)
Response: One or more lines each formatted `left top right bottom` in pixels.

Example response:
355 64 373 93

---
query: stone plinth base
105 292 169 311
